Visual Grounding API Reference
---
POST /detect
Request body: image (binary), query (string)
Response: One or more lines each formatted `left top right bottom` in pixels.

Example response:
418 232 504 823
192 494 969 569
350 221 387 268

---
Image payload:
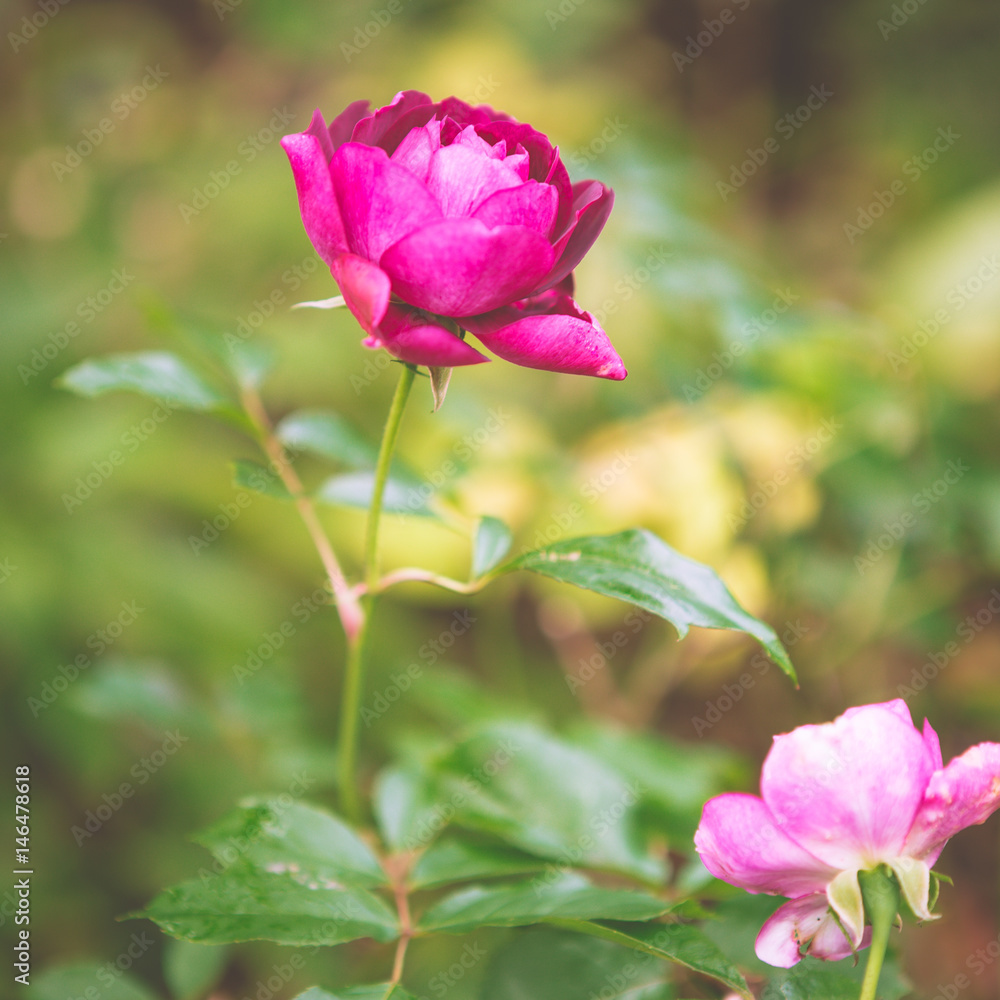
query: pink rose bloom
281 90 625 379
694 700 1000 967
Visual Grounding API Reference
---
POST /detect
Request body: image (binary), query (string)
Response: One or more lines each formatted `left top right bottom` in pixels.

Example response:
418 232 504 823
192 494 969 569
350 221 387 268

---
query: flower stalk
857 866 900 1000
338 362 416 822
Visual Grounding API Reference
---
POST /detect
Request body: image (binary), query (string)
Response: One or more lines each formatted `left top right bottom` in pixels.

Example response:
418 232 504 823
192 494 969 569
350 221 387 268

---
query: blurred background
3 0 1000 997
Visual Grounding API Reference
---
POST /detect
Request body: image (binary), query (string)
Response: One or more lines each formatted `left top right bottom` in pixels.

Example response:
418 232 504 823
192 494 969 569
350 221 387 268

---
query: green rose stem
857 866 901 1000
338 363 417 822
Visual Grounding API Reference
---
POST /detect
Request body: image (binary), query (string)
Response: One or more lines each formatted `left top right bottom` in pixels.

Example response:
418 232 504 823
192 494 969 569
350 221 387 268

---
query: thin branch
240 386 364 641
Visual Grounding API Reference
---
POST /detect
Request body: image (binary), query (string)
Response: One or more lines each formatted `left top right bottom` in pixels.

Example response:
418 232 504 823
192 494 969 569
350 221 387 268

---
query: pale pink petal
464 293 626 380
373 306 488 367
390 120 443 182
330 143 442 263
694 793 837 897
280 130 348 265
473 181 558 237
761 701 937 869
330 253 390 334
755 895 870 968
425 143 528 217
379 218 554 317
904 742 1000 866
452 123 504 159
923 718 943 771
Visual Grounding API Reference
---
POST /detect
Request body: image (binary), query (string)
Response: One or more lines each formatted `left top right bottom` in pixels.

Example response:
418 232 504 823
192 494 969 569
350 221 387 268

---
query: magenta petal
761 702 937 870
328 100 371 151
375 306 488 367
694 793 837 897
755 896 869 968
281 131 348 265
538 181 614 292
350 89 434 151
473 181 558 237
380 218 554 316
904 742 1000 866
331 253 390 334
331 143 442 263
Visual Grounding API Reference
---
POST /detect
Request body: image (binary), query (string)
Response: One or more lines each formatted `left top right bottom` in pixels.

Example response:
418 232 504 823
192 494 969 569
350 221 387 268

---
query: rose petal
761 701 938 870
331 253 390 334
755 895 869 968
537 181 614 292
904 742 1000 866
373 305 488 367
694 793 838 898
473 181 558 237
281 130 349 265
464 294 626 380
380 218 554 316
331 143 442 263
350 89 434 152
923 717 943 771
328 100 371 151
390 119 443 182
425 143 529 217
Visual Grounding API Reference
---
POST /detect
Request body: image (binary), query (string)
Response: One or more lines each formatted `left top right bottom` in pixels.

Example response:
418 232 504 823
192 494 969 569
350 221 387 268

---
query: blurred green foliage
4 0 1000 997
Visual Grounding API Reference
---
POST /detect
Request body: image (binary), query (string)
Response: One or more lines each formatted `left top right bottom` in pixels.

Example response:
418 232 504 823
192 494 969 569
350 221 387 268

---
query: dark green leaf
58 351 228 411
233 459 293 499
482 926 672 1000
276 411 376 469
315 472 433 516
472 516 513 578
27 965 159 1000
410 835 547 889
134 871 398 946
194 799 386 889
418 873 668 933
432 722 665 882
163 940 228 1000
509 529 796 681
553 920 750 999
294 986 418 1000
